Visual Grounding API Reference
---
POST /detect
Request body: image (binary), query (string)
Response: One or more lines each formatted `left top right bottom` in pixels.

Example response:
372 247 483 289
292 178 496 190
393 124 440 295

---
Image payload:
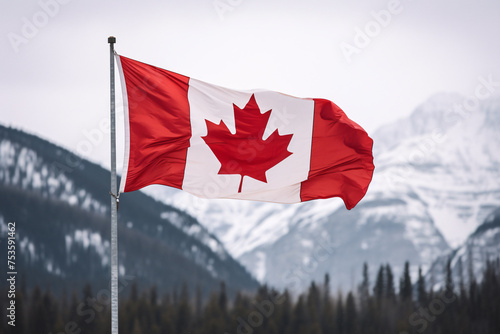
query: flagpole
108 36 119 334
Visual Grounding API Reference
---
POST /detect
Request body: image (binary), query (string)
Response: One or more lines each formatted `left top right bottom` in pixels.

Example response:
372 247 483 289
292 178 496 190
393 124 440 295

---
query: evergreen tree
345 292 357 334
417 266 428 306
399 261 412 302
176 282 192 333
358 263 370 310
276 289 293 334
305 282 322 333
336 293 344 334
219 281 228 314
382 264 397 333
267 319 281 334
373 265 385 302
42 288 59 333
28 286 47 334
321 292 336 334
148 286 161 331
200 293 225 334
457 256 469 316
457 257 466 295
385 264 396 302
468 273 480 321
323 273 331 301
397 262 414 333
60 288 69 328
131 318 142 334
467 247 475 284
292 295 309 334
480 259 500 333
307 281 321 324
150 285 158 306
442 258 458 333
81 284 99 333
130 281 139 302
321 274 335 334
9 257 500 334
445 257 454 293
10 290 26 334
68 290 82 331
195 285 203 325
160 294 176 334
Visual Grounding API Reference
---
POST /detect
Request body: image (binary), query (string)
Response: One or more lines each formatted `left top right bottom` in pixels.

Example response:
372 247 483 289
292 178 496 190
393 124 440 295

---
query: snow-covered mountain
426 207 500 290
372 92 500 248
145 92 500 293
0 125 259 296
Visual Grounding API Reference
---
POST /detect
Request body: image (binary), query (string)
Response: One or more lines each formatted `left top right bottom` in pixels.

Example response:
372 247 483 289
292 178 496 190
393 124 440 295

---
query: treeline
2 258 499 334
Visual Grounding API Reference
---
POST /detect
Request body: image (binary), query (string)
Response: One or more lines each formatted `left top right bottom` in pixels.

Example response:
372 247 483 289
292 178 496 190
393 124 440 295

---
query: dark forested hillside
1 258 498 334
0 124 259 298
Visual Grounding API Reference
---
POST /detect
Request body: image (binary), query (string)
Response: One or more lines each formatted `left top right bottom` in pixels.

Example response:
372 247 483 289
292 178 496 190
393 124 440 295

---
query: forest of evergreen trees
2 258 499 334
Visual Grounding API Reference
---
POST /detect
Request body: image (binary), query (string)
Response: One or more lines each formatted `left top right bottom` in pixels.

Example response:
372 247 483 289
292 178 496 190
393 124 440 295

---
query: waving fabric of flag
116 54 374 210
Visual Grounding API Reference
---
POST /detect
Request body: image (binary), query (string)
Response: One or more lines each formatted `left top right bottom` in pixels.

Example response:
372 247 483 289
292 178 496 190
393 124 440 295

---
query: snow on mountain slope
0 131 231 262
372 93 500 248
0 139 106 213
146 93 500 292
0 125 259 295
426 207 500 290
144 186 308 260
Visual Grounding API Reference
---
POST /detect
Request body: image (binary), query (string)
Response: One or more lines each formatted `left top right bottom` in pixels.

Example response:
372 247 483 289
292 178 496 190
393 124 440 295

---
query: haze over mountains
1 91 499 296
0 125 259 296
145 92 500 292
426 207 500 291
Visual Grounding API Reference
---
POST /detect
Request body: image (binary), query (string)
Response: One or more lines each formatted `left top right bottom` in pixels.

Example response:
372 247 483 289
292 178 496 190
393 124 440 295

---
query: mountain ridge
145 92 500 293
0 124 259 296
425 206 500 290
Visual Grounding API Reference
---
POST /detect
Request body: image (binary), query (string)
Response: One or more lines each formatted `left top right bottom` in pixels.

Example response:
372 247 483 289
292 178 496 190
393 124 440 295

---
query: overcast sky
1 0 499 172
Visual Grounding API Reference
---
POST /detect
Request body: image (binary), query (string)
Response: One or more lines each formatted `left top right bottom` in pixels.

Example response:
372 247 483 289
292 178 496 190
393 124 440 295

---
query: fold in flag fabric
116 54 374 210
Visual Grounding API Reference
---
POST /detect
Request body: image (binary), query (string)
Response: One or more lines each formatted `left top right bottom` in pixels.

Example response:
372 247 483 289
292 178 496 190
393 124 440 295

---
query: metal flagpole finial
108 36 116 44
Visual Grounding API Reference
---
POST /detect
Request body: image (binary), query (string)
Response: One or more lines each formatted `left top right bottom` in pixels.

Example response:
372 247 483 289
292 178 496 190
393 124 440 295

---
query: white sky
1 0 499 172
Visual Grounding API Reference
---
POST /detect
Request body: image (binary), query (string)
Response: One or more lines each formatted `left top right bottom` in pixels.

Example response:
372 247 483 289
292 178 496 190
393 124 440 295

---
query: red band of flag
116 54 374 209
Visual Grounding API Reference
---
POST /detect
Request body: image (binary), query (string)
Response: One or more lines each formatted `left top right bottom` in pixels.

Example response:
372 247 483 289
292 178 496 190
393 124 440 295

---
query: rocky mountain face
145 93 500 293
0 125 259 297
3 90 497 297
426 207 500 291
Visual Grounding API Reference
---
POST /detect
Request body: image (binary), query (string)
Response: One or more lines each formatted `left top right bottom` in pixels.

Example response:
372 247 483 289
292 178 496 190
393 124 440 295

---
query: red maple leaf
202 94 294 193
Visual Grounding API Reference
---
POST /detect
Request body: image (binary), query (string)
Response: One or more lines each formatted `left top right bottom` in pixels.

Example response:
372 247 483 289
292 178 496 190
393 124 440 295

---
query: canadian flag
116 55 374 209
